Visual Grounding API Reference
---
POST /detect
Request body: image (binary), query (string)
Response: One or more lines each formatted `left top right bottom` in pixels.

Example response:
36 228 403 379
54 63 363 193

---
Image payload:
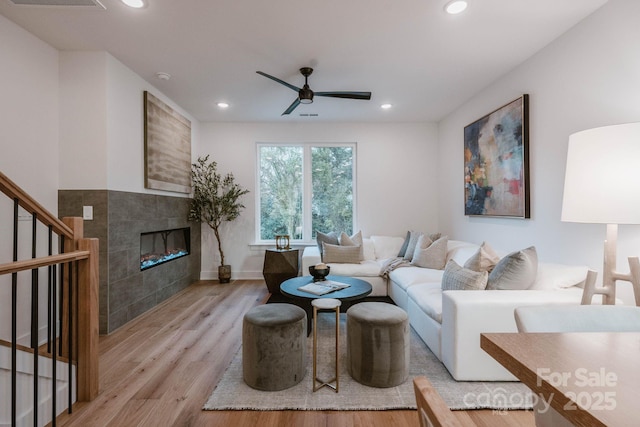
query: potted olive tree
189 155 249 283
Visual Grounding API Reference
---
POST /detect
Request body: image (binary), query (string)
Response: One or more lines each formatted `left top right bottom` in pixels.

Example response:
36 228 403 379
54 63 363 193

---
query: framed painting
464 94 530 218
144 91 192 193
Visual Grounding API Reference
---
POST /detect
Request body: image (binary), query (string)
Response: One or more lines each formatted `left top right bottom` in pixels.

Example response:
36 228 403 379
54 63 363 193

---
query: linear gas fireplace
140 227 191 271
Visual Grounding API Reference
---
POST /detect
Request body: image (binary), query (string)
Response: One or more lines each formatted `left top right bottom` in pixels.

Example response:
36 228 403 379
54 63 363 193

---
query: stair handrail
1 170 99 426
0 170 73 239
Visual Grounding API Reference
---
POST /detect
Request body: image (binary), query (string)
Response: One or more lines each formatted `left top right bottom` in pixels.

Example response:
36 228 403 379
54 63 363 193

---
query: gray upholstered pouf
346 302 409 388
242 303 307 391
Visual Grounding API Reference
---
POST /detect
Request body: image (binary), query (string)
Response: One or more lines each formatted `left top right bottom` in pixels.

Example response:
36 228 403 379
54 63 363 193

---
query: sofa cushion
407 285 443 323
326 260 382 277
442 260 488 291
530 263 589 290
411 236 448 269
389 267 444 291
322 242 363 263
463 241 501 272
362 238 376 261
487 246 538 290
317 231 339 256
370 235 406 260
446 240 481 266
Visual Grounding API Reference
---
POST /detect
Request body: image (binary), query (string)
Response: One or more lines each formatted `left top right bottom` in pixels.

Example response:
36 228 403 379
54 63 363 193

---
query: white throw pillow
442 260 489 291
487 246 538 290
411 236 448 270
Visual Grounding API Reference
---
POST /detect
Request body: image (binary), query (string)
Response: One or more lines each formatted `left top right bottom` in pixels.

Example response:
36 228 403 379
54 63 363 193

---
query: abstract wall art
464 94 529 218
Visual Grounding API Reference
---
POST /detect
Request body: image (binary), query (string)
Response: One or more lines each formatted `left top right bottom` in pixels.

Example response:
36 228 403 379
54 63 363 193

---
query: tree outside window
258 144 355 242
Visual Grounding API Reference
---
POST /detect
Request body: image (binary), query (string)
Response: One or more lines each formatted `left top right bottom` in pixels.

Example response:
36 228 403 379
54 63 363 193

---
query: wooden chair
413 376 476 427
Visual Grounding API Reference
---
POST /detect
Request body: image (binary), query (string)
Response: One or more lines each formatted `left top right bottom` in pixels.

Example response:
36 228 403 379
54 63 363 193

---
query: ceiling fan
256 67 372 115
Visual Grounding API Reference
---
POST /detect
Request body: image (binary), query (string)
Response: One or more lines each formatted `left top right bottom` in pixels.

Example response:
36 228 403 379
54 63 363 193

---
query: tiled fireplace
58 190 201 334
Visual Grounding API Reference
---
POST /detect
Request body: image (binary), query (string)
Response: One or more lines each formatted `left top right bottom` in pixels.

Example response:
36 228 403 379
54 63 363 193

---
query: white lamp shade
561 122 640 224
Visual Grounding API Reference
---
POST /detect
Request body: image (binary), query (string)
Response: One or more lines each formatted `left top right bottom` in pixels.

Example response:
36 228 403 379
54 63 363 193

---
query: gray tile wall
59 190 201 334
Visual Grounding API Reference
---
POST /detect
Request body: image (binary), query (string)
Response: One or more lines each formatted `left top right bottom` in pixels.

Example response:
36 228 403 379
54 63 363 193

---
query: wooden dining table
481 332 640 427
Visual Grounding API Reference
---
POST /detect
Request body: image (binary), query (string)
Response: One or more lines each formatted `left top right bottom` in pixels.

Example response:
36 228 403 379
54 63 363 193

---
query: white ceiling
0 0 607 122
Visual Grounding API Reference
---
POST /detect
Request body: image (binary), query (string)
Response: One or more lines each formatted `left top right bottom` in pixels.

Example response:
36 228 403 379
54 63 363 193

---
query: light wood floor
54 280 534 427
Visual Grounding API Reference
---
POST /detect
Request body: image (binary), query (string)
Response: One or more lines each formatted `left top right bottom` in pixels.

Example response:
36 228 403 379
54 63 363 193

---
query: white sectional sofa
302 235 591 381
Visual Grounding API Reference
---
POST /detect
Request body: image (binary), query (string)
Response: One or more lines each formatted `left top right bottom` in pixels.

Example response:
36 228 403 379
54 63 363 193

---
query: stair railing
0 171 99 426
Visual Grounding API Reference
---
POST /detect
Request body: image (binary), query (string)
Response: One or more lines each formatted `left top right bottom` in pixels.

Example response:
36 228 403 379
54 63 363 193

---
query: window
257 143 355 242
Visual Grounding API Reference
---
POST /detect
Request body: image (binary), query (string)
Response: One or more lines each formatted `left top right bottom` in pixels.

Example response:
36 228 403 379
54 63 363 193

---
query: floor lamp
561 122 640 305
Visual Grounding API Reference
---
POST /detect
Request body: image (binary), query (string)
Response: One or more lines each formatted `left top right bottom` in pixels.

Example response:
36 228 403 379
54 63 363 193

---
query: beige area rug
203 313 533 411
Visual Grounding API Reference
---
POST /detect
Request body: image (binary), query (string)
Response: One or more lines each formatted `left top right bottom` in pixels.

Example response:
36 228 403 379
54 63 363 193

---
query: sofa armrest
302 246 321 276
440 289 584 381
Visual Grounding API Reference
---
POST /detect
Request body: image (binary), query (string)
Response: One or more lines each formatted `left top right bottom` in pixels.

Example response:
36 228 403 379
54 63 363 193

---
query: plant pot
218 265 231 283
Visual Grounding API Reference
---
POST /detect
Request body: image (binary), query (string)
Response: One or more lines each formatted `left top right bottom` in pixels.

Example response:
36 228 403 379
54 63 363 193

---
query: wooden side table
263 249 299 295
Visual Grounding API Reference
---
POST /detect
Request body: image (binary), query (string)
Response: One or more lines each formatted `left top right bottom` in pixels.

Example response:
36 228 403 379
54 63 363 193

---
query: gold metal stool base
311 298 341 392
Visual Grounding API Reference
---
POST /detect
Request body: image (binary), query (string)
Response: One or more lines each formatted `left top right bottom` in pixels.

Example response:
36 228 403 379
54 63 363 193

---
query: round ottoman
346 302 409 388
242 303 307 391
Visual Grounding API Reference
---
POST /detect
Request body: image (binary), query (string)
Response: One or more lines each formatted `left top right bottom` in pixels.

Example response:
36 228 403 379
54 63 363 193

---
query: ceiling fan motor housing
256 66 371 115
299 86 314 104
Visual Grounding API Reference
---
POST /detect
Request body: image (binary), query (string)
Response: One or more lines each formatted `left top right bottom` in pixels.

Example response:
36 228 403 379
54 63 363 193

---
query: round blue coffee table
280 275 372 334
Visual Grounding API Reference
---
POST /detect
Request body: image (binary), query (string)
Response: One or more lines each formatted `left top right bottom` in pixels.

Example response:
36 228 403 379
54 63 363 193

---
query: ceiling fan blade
256 71 300 92
315 91 372 100
282 98 301 115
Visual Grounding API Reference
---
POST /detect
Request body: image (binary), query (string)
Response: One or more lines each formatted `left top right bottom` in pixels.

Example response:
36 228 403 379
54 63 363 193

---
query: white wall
197 122 438 279
0 14 59 206
59 51 199 195
59 51 108 189
437 0 640 303
0 14 59 345
106 55 199 194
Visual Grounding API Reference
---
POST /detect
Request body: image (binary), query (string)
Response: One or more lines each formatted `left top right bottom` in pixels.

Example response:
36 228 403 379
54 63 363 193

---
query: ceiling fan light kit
445 0 468 15
256 67 372 116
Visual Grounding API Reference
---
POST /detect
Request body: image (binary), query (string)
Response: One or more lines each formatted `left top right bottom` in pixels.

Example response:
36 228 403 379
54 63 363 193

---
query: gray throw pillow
322 243 363 264
442 260 489 291
411 236 448 269
403 230 423 260
316 231 339 256
487 246 538 290
397 231 411 257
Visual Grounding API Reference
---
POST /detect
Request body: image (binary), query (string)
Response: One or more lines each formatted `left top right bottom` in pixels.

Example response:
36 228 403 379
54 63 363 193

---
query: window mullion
303 145 313 242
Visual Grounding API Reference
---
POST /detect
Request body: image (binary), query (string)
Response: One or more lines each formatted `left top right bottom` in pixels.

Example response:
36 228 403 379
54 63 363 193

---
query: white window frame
255 142 357 245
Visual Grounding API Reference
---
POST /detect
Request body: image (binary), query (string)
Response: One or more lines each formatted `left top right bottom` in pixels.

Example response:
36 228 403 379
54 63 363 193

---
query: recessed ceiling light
121 0 144 8
444 0 468 15
217 102 229 109
380 103 393 109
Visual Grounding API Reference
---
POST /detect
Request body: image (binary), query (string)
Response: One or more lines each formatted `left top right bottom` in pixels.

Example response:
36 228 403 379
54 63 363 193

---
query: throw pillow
464 241 501 272
316 231 338 256
338 230 364 261
322 242 363 264
397 231 411 257
338 230 363 246
403 230 443 260
486 246 538 290
442 260 489 291
411 235 448 269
